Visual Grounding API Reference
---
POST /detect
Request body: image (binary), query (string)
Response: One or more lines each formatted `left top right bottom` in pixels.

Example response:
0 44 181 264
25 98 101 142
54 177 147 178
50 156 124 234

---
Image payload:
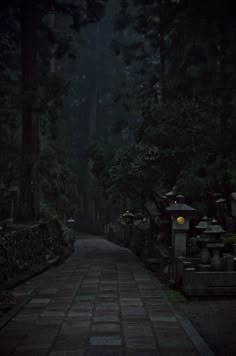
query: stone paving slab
0 234 214 356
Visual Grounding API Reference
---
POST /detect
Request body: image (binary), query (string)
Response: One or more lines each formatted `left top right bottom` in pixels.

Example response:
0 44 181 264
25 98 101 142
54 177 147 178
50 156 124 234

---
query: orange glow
176 216 185 225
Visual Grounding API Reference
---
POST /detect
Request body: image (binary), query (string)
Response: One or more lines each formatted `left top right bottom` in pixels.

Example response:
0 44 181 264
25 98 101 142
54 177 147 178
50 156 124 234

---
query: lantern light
176 216 185 225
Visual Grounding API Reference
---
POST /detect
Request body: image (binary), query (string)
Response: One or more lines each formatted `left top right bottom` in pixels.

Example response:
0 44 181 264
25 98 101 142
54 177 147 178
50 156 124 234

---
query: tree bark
18 0 40 221
218 14 229 158
159 0 166 103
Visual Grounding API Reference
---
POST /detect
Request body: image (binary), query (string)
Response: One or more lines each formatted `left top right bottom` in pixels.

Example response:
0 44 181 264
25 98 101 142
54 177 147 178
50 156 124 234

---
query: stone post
166 195 195 258
231 193 236 218
234 243 236 257
166 195 195 282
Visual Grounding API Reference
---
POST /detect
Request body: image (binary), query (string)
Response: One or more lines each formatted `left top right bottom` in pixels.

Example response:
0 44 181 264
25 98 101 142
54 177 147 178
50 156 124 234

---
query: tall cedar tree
1 0 107 220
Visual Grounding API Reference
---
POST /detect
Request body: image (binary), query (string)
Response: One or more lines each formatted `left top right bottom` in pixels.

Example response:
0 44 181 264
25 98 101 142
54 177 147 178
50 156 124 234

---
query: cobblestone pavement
0 234 213 356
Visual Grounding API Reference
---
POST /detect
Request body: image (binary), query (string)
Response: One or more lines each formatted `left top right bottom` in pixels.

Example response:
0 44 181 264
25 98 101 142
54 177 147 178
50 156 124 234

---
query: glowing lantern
176 216 185 225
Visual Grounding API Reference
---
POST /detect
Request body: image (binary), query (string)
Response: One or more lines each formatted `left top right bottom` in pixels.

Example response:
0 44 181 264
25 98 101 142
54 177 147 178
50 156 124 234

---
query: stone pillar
166 195 195 259
166 196 195 282
231 193 236 218
172 220 189 257
234 243 236 257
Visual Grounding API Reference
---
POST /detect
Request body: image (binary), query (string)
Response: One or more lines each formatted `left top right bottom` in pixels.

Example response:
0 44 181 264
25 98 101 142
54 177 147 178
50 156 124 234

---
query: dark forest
0 1 236 355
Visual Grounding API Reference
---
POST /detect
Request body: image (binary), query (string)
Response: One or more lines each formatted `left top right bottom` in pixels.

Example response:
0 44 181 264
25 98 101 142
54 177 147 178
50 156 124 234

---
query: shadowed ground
0 233 214 355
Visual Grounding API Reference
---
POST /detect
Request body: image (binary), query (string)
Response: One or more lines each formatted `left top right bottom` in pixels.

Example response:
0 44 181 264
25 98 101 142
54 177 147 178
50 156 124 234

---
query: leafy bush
222 233 236 253
62 225 74 245
176 157 236 215
167 289 187 304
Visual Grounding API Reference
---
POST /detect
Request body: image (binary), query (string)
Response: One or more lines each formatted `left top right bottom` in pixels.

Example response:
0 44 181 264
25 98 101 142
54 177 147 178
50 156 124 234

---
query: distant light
176 216 185 225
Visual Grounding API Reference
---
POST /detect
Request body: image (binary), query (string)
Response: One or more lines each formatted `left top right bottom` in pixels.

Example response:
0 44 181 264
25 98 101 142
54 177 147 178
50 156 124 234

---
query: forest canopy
0 0 236 225
89 0 236 216
0 0 108 222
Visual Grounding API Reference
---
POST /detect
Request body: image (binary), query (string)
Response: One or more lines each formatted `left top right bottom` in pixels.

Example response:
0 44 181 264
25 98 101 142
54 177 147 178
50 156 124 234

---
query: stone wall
182 268 236 296
0 221 74 291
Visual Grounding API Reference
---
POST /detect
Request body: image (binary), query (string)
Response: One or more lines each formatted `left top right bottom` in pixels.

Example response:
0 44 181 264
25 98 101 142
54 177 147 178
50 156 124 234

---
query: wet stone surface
0 234 208 355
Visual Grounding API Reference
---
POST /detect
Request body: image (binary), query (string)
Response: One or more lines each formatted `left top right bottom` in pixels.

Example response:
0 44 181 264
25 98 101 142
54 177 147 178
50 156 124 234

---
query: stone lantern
187 217 209 256
203 218 225 239
166 195 195 257
66 217 75 228
203 219 225 270
215 198 227 225
194 216 210 262
195 216 209 234
122 211 134 247
165 186 177 205
122 211 134 225
231 193 236 218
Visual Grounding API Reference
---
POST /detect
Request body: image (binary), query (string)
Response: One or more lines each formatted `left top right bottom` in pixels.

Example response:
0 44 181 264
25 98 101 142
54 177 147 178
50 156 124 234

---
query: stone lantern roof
216 198 226 204
166 203 195 214
195 216 209 231
165 186 177 201
166 195 195 215
165 190 175 197
203 219 225 235
122 211 134 218
195 220 208 230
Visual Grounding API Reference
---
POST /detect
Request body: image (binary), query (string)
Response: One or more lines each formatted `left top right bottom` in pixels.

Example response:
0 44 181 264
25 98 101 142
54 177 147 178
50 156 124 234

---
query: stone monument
166 195 195 258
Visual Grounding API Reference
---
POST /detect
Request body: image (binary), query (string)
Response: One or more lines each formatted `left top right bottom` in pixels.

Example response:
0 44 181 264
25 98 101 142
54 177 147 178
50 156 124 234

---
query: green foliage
176 157 236 214
136 97 218 189
62 225 74 245
166 288 187 304
40 74 69 137
40 206 74 245
110 143 160 195
222 233 236 253
106 0 236 214
88 141 163 215
40 203 60 223
87 143 115 198
206 158 236 192
0 0 109 221
1 0 236 223
40 146 80 219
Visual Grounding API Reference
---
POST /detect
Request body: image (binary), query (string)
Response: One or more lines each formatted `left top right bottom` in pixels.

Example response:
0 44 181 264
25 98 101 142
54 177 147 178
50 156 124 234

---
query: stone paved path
0 234 213 356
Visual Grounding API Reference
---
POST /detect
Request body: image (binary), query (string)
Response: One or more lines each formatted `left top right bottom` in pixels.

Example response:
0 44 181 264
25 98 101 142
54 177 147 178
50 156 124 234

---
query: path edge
0 294 32 331
152 278 215 356
0 250 73 331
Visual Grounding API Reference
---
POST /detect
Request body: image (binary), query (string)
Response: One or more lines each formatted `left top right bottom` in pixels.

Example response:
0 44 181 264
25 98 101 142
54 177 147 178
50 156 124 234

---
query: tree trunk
218 15 229 158
18 0 40 221
159 0 166 103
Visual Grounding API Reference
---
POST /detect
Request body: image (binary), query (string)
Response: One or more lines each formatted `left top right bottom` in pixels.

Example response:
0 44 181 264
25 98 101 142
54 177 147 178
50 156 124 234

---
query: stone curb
152 278 215 356
0 294 32 331
169 303 215 356
0 248 74 331
1 247 74 292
